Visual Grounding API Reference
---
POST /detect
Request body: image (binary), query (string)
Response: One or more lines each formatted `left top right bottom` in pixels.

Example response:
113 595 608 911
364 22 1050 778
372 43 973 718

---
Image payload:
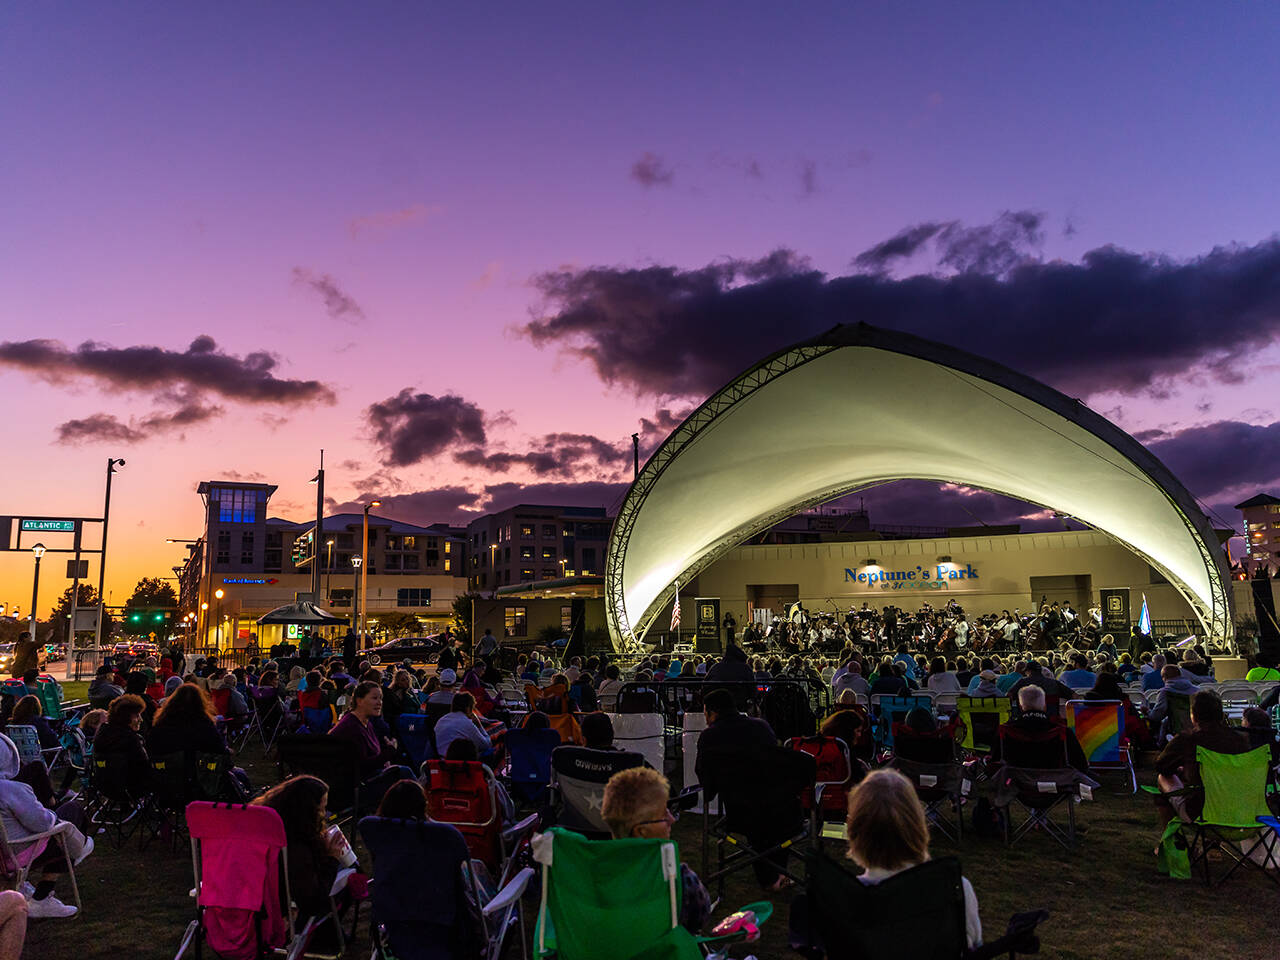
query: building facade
465 504 610 593
1236 493 1280 570
177 480 468 648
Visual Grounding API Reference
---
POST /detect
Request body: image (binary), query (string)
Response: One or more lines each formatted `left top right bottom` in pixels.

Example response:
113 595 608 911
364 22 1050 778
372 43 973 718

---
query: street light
350 556 363 646
360 500 381 641
214 588 224 649
325 539 335 605
29 543 46 642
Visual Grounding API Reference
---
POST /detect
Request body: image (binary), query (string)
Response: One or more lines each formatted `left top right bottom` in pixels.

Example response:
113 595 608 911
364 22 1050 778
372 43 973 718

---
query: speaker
1251 571 1280 660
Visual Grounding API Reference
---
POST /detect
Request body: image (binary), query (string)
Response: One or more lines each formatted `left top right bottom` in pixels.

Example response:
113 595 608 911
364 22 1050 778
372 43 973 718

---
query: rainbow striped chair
1066 699 1135 793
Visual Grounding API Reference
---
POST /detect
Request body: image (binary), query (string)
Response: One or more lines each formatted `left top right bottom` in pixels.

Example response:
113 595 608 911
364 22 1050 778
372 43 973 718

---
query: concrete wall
695 530 1203 625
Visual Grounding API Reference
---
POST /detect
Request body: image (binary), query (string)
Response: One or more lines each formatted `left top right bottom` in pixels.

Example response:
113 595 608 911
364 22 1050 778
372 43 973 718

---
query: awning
255 601 349 626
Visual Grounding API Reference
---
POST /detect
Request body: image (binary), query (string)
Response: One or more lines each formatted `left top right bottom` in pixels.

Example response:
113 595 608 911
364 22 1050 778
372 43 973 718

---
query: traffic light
122 607 176 636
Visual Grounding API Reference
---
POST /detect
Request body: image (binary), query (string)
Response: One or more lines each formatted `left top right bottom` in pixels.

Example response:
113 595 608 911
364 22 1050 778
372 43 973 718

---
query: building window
404 536 416 549
240 532 255 565
541 547 556 560
520 568 535 581
397 588 431 607
403 554 420 570
444 541 451 554
214 487 260 523
561 605 572 633
520 546 534 560
505 606 527 637
216 531 231 564
329 589 352 608
541 568 556 579
543 524 556 538
504 547 511 563
581 548 596 574
385 555 402 570
386 536 401 550
264 550 282 571
520 524 535 539
444 558 451 572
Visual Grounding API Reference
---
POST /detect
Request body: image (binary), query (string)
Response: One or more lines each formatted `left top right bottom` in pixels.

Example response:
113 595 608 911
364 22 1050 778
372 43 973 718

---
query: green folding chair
1181 745 1279 886
532 826 771 960
954 696 1011 755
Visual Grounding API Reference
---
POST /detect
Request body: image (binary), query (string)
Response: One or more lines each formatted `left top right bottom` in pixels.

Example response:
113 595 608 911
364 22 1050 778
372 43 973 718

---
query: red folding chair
786 734 857 841
423 758 503 874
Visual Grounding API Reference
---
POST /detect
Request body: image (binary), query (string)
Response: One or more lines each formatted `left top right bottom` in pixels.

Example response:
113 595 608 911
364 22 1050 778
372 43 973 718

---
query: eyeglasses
630 807 678 835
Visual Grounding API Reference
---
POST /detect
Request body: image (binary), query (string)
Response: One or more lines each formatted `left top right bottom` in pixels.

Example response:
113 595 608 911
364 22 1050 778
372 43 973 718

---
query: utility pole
93 458 125 657
311 450 325 601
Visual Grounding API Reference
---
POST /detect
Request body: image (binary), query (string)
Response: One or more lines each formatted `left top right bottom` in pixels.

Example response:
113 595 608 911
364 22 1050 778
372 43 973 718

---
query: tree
127 577 178 608
375 611 421 638
49 584 113 642
452 594 476 645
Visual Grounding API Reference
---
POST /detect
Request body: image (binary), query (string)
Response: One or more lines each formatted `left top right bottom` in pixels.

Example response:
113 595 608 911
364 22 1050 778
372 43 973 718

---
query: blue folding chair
397 713 438 773
872 695 934 751
301 704 336 734
505 727 560 806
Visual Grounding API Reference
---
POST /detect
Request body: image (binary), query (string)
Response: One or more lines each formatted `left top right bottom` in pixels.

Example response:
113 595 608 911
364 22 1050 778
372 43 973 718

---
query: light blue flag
1138 593 1152 636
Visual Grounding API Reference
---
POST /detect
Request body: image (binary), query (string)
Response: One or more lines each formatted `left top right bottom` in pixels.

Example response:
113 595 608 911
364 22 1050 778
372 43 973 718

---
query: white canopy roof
605 324 1231 649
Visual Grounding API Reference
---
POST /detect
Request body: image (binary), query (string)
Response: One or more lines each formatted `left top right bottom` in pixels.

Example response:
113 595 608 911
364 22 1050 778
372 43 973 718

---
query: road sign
66 559 89 578
21 519 75 532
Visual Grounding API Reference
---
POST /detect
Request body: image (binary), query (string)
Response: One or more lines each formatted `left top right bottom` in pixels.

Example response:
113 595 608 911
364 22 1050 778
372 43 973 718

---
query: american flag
670 583 681 632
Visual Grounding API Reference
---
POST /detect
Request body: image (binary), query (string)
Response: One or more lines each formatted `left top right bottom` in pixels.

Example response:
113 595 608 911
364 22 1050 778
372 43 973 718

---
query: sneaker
73 836 94 866
19 882 34 898
27 895 77 919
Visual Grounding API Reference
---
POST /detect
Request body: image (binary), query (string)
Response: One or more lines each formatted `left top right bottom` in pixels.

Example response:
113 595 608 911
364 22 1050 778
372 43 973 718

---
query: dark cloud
1146 419 1280 505
481 480 628 515
331 478 628 527
0 336 335 405
366 390 487 467
630 152 674 188
522 218 1280 401
853 210 1045 275
55 402 222 445
291 268 366 323
799 159 818 196
328 486 484 526
454 431 627 477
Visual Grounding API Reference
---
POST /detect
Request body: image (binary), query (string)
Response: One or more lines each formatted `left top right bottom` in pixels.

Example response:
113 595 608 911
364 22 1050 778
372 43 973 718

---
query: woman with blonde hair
844 768 982 949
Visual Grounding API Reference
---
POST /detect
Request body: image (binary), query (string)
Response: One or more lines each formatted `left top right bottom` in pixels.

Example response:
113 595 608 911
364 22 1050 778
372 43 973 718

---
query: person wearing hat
969 669 1001 698
427 668 458 704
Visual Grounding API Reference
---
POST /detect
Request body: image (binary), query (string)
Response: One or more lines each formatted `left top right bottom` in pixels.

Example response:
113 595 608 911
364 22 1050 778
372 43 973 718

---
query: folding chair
396 713 438 772
700 744 816 898
87 751 151 848
549 745 646 838
1161 691 1193 741
954 697 1011 756
148 751 233 849
299 704 337 734
1177 746 1280 886
175 802 324 960
789 849 1048 960
1065 700 1135 793
245 686 287 751
5 723 63 770
889 725 969 842
0 809 82 917
505 727 560 807
992 724 1099 849
360 815 494 960
532 826 773 960
424 758 506 875
276 734 362 825
34 674 67 721
786 735 858 842
609 711 665 772
870 695 934 753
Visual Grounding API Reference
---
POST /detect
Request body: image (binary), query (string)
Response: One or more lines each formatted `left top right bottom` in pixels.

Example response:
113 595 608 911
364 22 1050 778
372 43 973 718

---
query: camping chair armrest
963 908 1049 960
1139 784 1202 800
483 866 535 916
8 823 73 851
502 813 540 847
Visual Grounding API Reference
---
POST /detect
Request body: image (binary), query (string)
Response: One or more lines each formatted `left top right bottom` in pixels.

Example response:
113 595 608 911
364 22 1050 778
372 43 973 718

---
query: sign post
695 597 722 654
1100 588 1131 642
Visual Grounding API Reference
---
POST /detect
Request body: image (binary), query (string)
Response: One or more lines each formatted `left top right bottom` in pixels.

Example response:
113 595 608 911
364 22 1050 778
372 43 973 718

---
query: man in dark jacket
704 643 754 684
991 685 1089 774
10 632 38 679
696 688 809 890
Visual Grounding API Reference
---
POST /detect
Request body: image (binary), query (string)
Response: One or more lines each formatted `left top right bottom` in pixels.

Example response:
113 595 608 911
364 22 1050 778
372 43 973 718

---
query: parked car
360 635 444 666
0 642 47 674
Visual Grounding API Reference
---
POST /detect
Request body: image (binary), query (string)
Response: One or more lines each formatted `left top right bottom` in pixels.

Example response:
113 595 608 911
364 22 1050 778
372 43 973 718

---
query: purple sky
2 3 1279 612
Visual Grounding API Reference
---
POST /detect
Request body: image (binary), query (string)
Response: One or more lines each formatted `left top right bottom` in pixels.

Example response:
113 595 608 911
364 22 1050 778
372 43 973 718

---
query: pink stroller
174 802 320 960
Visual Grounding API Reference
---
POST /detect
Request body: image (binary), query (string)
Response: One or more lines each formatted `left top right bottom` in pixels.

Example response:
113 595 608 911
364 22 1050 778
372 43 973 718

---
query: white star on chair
586 790 604 812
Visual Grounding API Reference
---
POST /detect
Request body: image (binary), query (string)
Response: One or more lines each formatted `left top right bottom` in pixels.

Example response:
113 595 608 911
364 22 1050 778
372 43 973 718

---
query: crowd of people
4 600 1278 958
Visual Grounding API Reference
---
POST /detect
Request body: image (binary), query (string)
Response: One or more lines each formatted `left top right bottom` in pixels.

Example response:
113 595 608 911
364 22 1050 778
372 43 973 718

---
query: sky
2 2 1279 615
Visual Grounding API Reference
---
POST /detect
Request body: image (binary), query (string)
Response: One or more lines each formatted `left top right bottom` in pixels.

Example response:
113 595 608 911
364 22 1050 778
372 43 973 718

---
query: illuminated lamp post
360 500 381 642
214 589 224 649
29 544 46 643
325 539 335 605
350 556 363 646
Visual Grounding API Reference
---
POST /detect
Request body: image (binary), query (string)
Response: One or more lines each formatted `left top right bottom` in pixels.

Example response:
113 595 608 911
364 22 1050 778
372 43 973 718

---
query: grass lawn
25 739 1280 960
